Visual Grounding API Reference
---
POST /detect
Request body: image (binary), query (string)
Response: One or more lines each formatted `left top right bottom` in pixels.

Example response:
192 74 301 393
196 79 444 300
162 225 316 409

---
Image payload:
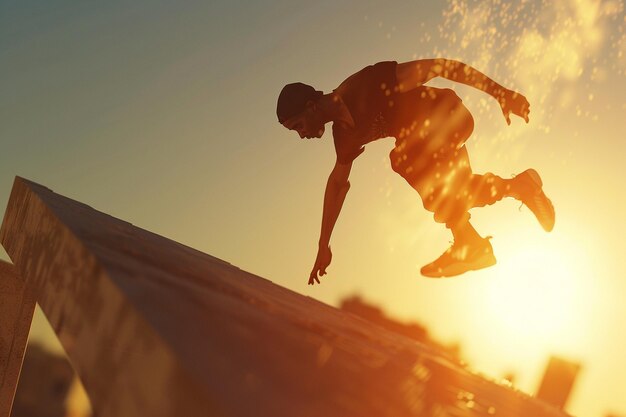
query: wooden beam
0 177 217 417
0 260 35 417
0 176 569 417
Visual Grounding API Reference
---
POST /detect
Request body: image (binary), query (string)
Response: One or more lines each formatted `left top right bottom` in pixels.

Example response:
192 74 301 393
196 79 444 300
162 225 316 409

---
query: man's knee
389 148 404 174
389 146 429 184
468 173 508 205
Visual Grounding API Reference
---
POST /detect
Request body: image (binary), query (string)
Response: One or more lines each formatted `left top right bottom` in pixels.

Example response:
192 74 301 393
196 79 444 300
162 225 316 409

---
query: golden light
480 232 594 350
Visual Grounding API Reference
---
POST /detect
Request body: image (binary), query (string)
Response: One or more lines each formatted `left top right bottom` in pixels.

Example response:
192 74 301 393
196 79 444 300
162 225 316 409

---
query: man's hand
309 245 332 285
498 89 530 125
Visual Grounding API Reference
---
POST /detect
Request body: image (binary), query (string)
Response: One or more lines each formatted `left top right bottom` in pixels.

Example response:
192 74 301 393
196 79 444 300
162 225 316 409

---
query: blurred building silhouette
341 296 585 415
339 295 461 360
10 343 74 417
536 356 580 410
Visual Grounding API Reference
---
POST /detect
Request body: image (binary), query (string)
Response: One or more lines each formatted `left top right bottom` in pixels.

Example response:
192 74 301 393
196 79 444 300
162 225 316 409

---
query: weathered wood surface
0 177 570 417
0 260 35 417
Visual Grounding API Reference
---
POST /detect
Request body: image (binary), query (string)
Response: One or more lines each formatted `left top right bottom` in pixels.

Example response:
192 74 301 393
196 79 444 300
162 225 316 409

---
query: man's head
277 82 326 139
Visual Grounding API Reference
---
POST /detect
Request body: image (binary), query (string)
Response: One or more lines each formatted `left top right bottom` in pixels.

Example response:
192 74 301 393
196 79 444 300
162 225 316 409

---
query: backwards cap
276 82 323 123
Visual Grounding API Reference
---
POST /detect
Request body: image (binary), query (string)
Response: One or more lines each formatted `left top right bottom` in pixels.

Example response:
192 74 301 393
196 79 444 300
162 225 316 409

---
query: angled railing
0 177 571 417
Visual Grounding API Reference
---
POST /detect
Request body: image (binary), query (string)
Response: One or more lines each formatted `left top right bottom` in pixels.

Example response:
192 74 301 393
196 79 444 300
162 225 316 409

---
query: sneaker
513 169 555 232
421 237 496 278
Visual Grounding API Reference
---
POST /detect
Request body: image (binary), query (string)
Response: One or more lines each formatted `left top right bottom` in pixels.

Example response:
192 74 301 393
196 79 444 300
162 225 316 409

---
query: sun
479 232 594 351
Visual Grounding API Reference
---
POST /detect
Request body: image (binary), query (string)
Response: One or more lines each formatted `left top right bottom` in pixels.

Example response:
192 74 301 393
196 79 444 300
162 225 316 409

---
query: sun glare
481 234 592 349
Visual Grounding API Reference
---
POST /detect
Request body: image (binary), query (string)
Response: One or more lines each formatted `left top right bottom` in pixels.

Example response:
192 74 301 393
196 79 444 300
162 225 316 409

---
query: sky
1 1 625 416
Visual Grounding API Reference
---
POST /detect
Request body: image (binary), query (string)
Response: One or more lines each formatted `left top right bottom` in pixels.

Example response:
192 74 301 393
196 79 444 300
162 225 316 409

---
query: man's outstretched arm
309 160 352 285
396 58 530 124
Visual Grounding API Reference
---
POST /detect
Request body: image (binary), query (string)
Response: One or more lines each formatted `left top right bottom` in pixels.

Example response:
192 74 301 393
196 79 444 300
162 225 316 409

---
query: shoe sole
421 251 497 278
526 168 543 187
522 169 555 232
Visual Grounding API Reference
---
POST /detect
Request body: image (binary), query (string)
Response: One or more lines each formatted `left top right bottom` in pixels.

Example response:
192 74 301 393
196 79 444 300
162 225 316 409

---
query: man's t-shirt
332 61 462 164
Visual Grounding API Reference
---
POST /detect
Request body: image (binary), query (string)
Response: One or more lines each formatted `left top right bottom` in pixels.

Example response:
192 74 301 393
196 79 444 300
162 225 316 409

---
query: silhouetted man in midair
277 59 555 283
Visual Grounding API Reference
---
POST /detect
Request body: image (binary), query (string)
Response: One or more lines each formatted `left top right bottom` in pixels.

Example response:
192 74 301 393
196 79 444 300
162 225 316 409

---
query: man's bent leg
463 169 555 231
435 145 554 231
390 148 498 277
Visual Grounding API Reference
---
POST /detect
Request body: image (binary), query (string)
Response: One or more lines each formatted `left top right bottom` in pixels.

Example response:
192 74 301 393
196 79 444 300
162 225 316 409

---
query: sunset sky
1 1 625 416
